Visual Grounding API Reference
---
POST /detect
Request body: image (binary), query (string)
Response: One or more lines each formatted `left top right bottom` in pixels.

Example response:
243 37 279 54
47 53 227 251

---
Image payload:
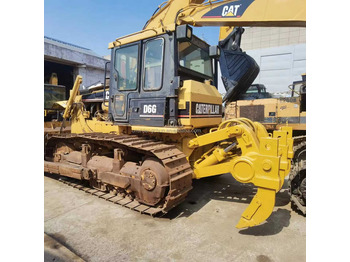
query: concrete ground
44 233 84 262
44 174 306 262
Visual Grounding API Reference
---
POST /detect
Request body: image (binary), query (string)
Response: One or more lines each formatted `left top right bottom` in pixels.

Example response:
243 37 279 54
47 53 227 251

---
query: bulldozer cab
108 25 215 127
108 25 259 128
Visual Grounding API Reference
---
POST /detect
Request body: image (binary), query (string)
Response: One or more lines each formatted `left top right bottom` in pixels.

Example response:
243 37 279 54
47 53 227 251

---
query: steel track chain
55 176 167 216
288 135 306 214
45 133 194 216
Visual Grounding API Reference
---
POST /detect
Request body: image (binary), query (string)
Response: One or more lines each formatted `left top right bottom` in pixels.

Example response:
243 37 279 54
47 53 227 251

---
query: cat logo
201 0 254 19
222 5 241 17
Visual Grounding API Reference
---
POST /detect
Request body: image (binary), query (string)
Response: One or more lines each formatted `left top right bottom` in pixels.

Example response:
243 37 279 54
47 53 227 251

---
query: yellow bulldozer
44 73 70 135
44 0 305 228
44 75 110 136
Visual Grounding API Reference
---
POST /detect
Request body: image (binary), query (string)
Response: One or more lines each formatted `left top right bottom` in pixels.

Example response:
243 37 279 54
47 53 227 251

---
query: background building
44 36 110 98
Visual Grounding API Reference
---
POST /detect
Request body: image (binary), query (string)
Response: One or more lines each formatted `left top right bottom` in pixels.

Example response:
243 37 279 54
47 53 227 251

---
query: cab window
114 44 139 91
143 38 164 90
178 41 212 78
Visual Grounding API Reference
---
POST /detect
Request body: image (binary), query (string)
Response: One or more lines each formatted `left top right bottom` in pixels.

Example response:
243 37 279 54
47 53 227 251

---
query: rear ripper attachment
188 119 294 228
44 133 193 215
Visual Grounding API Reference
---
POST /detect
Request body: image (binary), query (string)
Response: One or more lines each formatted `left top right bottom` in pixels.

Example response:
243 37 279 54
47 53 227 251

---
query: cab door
110 43 140 122
129 37 167 127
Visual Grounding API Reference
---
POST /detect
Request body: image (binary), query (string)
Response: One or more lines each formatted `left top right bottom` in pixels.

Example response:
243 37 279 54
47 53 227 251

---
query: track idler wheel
136 158 169 206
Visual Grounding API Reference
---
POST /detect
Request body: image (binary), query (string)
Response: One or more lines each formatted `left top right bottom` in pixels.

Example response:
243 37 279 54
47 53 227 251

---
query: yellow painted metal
188 118 293 228
225 97 306 131
49 73 58 85
70 110 129 135
236 187 275 228
51 100 67 110
177 0 306 27
131 126 188 134
143 0 206 30
219 26 234 41
109 0 305 47
63 75 83 119
178 80 222 128
144 0 305 29
109 24 176 48
101 102 109 112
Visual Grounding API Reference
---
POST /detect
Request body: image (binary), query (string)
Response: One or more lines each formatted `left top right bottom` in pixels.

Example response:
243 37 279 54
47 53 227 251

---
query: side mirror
176 25 192 42
209 45 221 59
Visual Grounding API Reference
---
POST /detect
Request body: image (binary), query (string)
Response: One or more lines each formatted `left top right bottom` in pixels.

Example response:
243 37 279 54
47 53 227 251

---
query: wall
246 44 306 93
241 27 306 50
73 66 108 89
44 37 110 88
